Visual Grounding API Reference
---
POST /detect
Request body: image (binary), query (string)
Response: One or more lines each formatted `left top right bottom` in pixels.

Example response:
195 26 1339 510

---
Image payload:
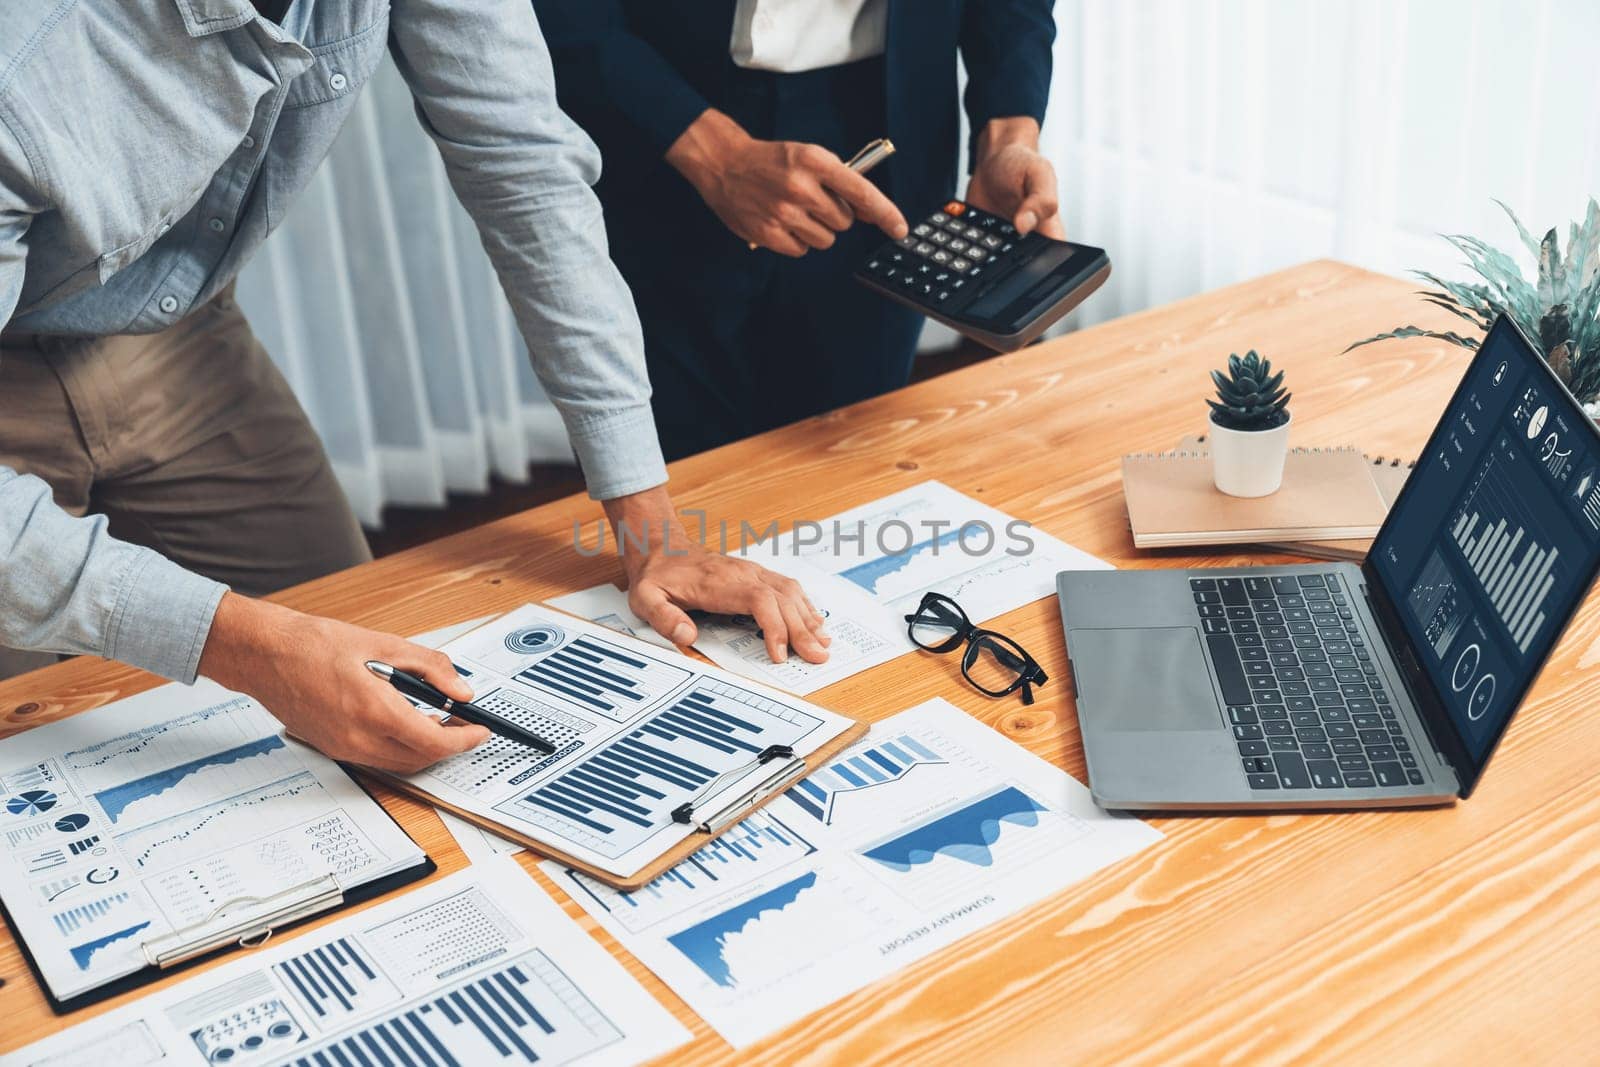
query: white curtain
1046 0 1600 332
237 60 571 529
245 3 1600 524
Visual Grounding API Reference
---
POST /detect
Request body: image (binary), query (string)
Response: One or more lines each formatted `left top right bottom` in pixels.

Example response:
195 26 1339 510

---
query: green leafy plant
1346 198 1600 406
1208 350 1290 431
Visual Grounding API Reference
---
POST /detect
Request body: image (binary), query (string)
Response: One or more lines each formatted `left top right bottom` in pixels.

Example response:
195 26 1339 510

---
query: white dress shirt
730 0 888 73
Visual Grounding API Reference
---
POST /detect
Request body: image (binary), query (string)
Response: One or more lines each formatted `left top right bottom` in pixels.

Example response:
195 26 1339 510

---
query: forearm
0 469 226 681
975 116 1042 163
602 485 687 559
664 109 748 194
195 593 292 695
390 0 667 500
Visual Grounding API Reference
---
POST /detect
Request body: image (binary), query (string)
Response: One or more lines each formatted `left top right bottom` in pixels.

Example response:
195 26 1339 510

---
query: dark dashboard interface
1372 318 1600 767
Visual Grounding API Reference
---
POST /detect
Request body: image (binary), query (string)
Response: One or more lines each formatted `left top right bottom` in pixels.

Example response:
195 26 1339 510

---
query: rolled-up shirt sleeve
0 123 226 683
387 0 669 501
0 472 227 682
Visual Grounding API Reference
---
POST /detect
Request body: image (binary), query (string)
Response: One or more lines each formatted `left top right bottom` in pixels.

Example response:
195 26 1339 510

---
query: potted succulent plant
1207 350 1292 497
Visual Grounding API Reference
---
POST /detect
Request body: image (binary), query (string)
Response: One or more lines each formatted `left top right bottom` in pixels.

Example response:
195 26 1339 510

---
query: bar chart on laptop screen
1449 438 1565 654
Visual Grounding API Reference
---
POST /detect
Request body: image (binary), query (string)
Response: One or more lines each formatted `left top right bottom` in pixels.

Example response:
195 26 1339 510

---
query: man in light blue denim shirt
0 0 829 771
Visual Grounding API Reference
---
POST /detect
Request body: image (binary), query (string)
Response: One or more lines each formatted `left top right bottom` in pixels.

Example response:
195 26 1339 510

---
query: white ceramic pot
1210 411 1292 497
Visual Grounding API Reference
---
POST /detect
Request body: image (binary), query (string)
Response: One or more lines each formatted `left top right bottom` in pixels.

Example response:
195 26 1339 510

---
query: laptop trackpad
1070 627 1222 731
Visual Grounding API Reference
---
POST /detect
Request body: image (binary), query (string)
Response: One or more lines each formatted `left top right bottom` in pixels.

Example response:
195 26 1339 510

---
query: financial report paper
0 681 423 1003
5 858 688 1067
693 480 1112 694
400 604 859 880
540 698 1161 1047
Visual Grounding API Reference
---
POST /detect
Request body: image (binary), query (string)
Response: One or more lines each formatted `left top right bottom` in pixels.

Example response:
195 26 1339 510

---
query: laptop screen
1370 317 1600 777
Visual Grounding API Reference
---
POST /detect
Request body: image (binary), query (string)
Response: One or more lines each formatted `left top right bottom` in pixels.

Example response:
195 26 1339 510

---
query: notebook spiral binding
1124 444 1366 460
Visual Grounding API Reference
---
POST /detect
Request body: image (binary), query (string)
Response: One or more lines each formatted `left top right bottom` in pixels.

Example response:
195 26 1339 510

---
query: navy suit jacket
531 0 1056 223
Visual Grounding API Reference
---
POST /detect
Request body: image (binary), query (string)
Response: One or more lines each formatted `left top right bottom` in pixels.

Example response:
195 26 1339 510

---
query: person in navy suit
533 0 1061 459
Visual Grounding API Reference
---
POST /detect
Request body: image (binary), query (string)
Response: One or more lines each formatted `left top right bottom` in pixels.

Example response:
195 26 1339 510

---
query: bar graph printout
0 681 424 1003
541 699 1162 1047
6 859 688 1067
401 604 859 880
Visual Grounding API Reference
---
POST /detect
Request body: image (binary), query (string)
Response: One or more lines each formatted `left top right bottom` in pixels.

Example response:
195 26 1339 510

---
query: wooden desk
4 260 1597 1064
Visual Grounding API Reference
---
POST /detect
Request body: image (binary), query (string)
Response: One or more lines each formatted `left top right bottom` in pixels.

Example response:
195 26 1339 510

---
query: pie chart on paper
5 790 59 816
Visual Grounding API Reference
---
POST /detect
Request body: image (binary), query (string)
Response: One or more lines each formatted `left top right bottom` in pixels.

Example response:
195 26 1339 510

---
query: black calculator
855 200 1110 352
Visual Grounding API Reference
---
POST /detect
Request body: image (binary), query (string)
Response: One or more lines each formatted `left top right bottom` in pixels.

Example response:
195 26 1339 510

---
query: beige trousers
0 288 371 678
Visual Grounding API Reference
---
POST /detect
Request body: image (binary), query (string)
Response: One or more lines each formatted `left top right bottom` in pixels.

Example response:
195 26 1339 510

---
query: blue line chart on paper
861 786 1048 872
114 772 329 870
68 920 150 972
665 872 818 989
838 525 975 596
93 734 296 825
561 811 817 935
496 679 826 859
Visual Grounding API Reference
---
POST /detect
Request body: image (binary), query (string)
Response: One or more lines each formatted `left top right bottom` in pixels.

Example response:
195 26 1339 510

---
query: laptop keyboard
1192 573 1427 792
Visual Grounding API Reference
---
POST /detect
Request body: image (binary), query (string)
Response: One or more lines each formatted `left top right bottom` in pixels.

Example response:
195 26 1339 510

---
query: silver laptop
1058 317 1600 809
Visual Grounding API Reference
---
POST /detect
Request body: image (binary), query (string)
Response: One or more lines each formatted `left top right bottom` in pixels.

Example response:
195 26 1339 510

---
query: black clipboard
0 772 434 1015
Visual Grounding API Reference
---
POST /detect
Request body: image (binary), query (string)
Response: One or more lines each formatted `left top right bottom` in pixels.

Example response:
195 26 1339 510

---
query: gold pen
748 136 896 251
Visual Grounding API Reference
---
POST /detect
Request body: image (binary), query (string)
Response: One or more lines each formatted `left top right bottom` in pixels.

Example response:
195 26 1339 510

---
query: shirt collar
171 0 259 37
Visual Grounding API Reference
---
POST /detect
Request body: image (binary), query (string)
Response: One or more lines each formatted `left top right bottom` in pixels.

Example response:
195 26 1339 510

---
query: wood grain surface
3 260 1596 1065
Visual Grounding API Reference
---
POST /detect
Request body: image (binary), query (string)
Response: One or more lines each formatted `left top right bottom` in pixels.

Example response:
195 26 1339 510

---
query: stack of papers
0 682 424 1004
539 699 1160 1047
6 859 687 1067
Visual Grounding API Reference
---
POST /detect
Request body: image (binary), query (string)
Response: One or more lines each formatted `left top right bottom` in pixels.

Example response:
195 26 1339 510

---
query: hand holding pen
663 109 903 257
365 660 557 756
744 137 898 251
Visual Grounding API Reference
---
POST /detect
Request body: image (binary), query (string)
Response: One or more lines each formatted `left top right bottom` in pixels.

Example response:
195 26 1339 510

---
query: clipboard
0 774 435 1015
372 719 868 891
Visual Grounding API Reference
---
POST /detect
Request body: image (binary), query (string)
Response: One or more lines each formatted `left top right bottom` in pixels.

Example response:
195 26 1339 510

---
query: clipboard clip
671 744 806 834
140 874 344 969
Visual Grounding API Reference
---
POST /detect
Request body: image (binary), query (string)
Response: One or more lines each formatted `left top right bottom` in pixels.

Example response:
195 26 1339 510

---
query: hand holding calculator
855 200 1110 352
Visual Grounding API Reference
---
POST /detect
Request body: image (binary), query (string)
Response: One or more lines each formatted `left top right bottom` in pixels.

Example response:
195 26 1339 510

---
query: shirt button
329 72 347 91
159 296 179 314
209 218 226 233
241 135 255 149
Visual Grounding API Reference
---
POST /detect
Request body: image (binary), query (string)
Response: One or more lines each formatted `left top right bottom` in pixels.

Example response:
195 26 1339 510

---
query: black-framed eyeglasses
904 592 1048 705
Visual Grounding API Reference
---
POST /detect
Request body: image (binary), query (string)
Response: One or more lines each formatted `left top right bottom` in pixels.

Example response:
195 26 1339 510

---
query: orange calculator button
943 201 967 216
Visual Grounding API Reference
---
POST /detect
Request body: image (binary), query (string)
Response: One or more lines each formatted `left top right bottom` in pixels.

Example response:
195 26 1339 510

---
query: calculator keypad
861 200 1023 308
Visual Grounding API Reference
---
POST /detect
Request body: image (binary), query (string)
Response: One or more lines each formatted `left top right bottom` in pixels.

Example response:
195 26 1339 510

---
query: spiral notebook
1121 442 1391 548
1165 435 1415 559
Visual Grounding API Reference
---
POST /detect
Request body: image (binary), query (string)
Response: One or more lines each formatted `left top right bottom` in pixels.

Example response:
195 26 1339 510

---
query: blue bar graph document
544 699 1164 1048
558 811 816 935
400 604 860 881
0 683 425 1004
9 860 689 1067
788 733 946 823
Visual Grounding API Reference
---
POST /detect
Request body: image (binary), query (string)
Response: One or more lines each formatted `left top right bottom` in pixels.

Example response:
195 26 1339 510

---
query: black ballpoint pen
364 660 557 755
